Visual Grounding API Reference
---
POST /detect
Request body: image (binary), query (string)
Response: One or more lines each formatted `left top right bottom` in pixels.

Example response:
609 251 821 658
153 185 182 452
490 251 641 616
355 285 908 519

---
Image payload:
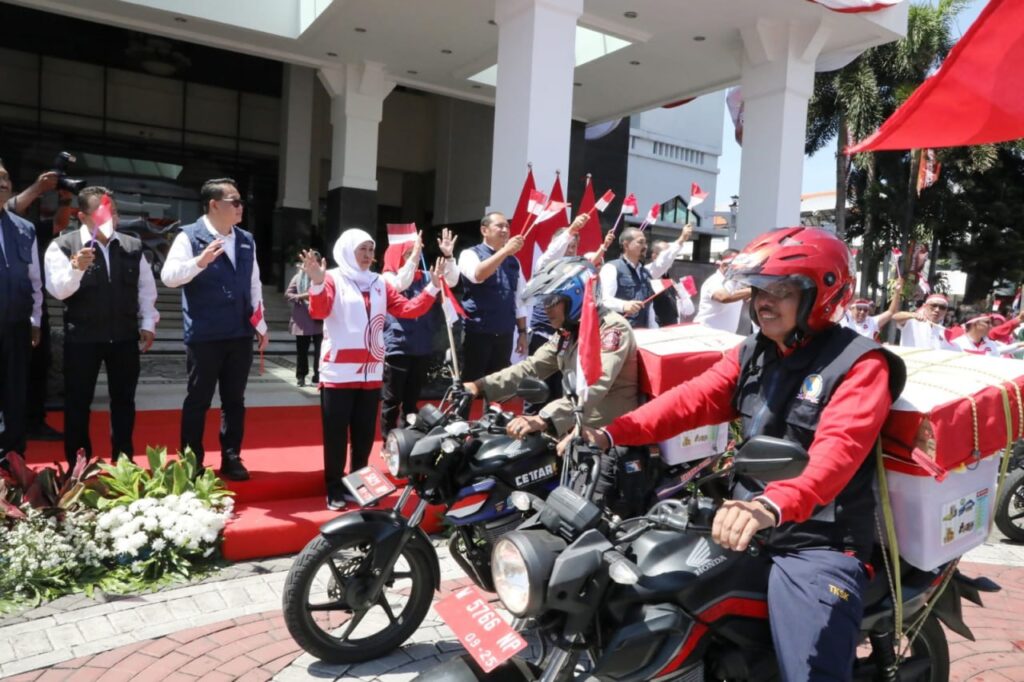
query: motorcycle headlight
385 429 421 478
441 438 459 455
492 531 566 618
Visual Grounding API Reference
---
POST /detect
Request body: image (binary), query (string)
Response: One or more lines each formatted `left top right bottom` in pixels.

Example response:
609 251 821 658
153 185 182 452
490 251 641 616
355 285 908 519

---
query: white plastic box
885 454 1001 571
658 423 730 466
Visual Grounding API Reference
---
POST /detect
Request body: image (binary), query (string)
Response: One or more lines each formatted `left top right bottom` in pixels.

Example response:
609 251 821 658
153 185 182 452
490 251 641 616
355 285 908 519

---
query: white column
490 0 583 213
317 62 396 192
736 19 829 245
278 64 314 210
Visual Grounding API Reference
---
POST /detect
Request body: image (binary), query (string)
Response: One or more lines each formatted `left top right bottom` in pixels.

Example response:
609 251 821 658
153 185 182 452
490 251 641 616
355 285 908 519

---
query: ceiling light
354 27 367 33
173 17 187 23
624 11 638 19
407 69 418 75
574 82 582 87
327 52 338 57
441 49 453 54
629 60 641 65
488 19 497 26
471 84 482 89
693 36 706 42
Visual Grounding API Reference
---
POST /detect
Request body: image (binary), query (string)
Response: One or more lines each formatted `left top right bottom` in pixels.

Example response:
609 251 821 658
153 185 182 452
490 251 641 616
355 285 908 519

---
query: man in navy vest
162 178 268 481
456 212 529 381
45 187 159 465
380 226 459 435
599 224 691 328
0 159 44 458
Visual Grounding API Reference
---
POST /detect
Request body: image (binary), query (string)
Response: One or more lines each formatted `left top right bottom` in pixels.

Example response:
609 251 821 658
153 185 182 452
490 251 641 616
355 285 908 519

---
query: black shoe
219 456 250 481
297 377 306 387
311 374 320 384
27 423 63 441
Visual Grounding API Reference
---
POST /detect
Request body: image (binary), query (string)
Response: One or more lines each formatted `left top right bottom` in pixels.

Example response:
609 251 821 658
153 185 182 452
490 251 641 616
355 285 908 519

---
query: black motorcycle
282 378 561 663
995 442 1024 542
421 436 1001 681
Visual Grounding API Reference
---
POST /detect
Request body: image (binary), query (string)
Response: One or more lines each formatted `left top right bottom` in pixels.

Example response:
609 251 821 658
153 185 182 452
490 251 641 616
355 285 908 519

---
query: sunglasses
218 198 245 208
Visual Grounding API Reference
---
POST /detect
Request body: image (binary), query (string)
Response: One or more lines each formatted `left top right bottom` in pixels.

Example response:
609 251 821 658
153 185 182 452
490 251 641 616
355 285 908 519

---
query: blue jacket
0 210 36 325
180 221 255 344
610 258 653 329
384 272 438 356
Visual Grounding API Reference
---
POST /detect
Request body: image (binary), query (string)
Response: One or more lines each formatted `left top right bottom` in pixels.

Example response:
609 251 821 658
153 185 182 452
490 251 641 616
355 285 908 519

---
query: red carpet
23 406 448 561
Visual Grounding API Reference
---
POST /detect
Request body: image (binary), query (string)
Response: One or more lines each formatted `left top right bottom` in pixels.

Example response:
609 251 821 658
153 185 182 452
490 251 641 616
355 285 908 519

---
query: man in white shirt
0 159 44 457
45 187 159 465
600 224 691 329
693 249 752 332
162 178 268 480
839 278 903 340
952 312 1024 356
456 212 530 381
892 293 958 351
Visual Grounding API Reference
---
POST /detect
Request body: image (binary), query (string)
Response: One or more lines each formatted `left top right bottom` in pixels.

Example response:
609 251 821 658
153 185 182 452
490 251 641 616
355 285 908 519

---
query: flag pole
439 285 462 380
641 287 672 305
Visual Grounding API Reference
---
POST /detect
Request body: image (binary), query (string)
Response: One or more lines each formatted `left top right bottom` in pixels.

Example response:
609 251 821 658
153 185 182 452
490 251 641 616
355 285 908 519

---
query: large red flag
521 176 569 279
575 274 602 401
575 175 602 256
509 168 537 236
847 0 1024 152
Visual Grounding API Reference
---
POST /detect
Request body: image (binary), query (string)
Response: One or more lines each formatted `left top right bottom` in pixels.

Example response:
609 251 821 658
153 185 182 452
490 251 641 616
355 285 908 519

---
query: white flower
151 538 166 552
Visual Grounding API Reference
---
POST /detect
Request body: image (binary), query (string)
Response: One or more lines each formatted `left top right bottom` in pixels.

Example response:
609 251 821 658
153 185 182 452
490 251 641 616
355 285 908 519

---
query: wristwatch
754 497 780 526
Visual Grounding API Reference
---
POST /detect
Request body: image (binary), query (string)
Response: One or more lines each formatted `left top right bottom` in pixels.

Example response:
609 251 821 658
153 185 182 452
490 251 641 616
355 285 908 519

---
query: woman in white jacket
301 228 444 510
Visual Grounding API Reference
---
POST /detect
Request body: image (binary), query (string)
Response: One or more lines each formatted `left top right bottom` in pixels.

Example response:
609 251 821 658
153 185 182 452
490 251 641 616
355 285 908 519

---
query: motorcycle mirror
515 377 550 405
733 436 809 482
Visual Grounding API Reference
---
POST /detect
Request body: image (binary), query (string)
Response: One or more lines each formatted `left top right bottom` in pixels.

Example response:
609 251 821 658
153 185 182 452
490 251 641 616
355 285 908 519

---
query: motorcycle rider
464 257 647 516
580 227 907 682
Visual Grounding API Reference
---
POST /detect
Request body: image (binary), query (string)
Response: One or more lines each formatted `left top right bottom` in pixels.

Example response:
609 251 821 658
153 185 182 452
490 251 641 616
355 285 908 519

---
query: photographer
0 158 44 457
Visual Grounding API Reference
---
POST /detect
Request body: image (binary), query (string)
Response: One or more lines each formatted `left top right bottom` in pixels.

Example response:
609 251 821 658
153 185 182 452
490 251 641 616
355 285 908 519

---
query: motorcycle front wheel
995 467 1024 542
282 532 435 663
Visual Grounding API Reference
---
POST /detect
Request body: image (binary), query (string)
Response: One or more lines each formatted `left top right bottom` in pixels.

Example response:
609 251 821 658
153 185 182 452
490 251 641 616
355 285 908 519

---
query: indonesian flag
916 149 942 195
808 0 903 13
621 193 639 215
510 168 537 236
644 202 660 226
594 189 615 213
649 278 675 298
527 189 548 217
726 87 744 146
91 194 115 242
536 200 568 224
385 223 417 245
575 273 601 402
440 278 467 324
687 183 708 211
521 177 569 279
249 301 268 374
892 247 903 278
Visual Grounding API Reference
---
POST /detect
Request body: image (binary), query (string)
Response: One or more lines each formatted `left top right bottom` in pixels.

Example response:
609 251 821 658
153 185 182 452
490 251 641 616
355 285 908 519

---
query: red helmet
727 227 854 336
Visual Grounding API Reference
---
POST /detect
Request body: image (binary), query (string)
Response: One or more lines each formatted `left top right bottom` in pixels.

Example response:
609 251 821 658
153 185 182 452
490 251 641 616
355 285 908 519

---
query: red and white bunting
594 189 615 213
687 183 709 211
620 193 639 215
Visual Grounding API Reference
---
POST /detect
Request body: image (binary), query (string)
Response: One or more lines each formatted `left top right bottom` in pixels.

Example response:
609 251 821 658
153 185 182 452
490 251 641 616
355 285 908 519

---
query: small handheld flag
621 193 638 215
593 190 615 213
687 183 708 211
639 202 660 230
90 194 115 245
643 278 676 304
575 274 602 402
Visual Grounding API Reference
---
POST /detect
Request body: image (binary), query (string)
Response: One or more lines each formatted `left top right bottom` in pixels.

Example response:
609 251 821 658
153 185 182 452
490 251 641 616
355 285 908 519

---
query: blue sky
715 0 987 204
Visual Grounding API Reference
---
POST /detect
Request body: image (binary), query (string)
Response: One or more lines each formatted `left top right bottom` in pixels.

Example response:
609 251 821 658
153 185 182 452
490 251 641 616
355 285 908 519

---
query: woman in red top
301 228 444 510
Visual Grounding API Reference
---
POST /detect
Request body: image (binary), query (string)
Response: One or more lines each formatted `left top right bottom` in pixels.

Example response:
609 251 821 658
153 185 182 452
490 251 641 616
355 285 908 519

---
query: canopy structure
848 0 1024 153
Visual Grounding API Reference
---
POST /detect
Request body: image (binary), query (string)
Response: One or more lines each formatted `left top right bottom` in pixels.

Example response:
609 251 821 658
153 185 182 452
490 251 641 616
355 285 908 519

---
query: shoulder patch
601 330 622 351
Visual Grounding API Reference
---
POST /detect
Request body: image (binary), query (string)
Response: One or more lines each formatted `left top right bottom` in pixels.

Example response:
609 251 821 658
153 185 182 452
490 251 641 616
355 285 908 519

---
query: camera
52 152 87 193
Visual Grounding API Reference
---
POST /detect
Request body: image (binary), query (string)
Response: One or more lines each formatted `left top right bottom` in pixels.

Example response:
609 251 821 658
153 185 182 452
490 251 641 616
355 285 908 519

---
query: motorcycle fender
318 510 440 591
930 578 975 642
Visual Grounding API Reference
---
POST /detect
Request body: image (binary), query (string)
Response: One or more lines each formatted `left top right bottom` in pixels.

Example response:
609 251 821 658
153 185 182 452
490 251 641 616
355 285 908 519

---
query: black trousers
461 331 514 382
523 333 562 415
295 334 323 380
27 312 52 430
181 338 253 465
63 339 140 464
321 386 380 492
0 320 31 456
381 354 430 436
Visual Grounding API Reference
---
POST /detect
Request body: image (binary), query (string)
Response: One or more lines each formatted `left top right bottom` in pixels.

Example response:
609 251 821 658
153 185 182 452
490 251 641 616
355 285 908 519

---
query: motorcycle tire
995 467 1024 542
282 532 435 664
856 615 949 682
411 654 541 681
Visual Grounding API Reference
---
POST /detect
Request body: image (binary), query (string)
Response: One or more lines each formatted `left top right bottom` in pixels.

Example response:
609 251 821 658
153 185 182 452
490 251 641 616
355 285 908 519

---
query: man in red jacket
582 227 906 681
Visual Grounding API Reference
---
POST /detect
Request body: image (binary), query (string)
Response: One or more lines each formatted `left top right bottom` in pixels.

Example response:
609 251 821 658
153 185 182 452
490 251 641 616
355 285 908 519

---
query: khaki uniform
475 311 639 436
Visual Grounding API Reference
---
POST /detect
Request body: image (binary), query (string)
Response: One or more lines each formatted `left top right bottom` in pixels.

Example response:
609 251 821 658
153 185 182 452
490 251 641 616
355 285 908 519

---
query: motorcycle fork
363 497 429 600
867 631 899 682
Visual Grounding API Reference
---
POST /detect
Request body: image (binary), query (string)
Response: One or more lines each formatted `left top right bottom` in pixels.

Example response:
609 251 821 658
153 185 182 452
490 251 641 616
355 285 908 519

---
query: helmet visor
727 272 814 300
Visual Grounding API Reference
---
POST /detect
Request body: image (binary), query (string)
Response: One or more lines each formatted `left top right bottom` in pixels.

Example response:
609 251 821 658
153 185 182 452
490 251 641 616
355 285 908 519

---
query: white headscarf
333 228 379 292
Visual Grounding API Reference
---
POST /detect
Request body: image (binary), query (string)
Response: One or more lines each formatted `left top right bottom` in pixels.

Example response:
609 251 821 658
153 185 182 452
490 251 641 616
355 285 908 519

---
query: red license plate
342 466 397 507
433 585 528 673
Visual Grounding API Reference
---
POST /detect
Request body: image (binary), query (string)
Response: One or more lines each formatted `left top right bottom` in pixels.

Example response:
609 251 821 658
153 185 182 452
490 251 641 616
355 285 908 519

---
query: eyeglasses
218 198 244 208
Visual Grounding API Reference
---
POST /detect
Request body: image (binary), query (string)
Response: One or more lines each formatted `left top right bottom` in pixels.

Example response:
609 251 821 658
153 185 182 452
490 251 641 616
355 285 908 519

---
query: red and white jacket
308 271 438 388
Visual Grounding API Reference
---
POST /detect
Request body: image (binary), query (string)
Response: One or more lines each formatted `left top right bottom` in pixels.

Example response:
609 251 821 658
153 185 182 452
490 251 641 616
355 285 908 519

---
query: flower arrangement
0 448 234 612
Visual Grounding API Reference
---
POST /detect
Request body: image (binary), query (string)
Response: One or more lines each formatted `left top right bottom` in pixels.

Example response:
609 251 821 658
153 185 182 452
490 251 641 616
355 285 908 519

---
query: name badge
239 243 252 249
